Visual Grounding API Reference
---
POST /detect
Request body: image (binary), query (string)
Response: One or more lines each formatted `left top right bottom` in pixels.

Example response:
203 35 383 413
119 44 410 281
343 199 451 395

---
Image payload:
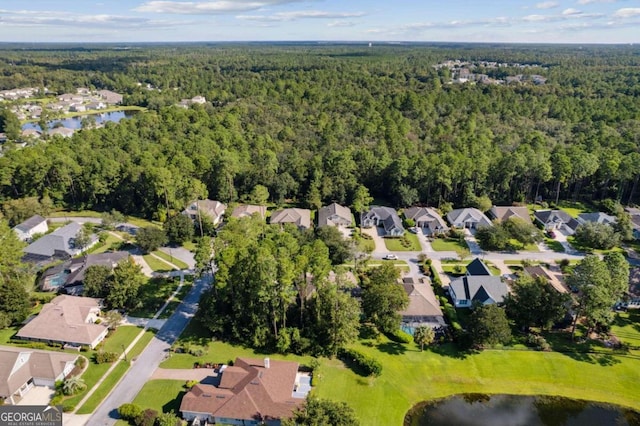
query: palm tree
413 326 435 352
63 376 86 396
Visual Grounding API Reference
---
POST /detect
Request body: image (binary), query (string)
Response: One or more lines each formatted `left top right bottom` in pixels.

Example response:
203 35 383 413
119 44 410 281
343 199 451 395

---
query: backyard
146 315 640 426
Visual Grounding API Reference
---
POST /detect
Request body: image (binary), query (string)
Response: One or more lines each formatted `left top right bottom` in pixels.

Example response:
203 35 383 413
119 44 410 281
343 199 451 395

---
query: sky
0 0 638 44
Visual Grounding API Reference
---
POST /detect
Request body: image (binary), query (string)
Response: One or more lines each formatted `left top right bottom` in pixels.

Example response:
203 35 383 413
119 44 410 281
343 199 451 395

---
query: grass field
153 250 189 269
150 314 640 426
102 326 142 353
88 233 123 255
431 238 469 255
544 238 565 253
48 210 160 229
129 277 180 318
384 233 421 251
125 380 187 419
557 201 593 218
143 254 175 272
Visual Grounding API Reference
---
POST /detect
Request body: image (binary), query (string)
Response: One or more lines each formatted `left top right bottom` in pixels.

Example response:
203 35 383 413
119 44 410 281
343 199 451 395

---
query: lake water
404 394 640 426
22 110 137 131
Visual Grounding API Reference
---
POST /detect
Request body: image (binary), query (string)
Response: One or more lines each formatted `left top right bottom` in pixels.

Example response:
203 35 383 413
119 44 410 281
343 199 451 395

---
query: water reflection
404 394 640 426
22 110 136 131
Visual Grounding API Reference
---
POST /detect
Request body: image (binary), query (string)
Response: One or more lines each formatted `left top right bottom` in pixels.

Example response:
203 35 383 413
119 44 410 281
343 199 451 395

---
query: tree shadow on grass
429 343 472 359
163 390 186 414
375 342 406 355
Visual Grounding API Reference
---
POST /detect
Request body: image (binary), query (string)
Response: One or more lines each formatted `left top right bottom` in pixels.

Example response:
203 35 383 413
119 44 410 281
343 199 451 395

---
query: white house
446 208 493 229
13 215 48 242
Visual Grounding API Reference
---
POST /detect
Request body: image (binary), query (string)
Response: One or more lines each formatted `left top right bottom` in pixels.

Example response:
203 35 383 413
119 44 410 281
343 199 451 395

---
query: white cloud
562 8 582 15
134 0 309 14
237 11 366 22
0 10 186 29
328 20 356 28
612 7 640 18
577 0 617 4
535 2 559 9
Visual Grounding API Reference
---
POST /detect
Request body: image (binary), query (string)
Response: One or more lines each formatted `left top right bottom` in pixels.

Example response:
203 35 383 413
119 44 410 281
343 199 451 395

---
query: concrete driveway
361 226 388 255
17 386 54 406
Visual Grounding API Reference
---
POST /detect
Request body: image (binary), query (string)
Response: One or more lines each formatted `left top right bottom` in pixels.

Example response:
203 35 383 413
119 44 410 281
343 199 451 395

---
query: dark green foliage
118 403 143 421
505 275 571 331
135 227 167 253
573 222 620 250
467 304 512 348
476 218 542 251
163 214 194 245
315 226 353 265
83 265 112 298
284 397 360 426
338 348 383 377
134 408 158 426
413 326 435 351
0 276 30 328
385 329 413 344
95 351 120 364
361 264 408 334
0 107 20 140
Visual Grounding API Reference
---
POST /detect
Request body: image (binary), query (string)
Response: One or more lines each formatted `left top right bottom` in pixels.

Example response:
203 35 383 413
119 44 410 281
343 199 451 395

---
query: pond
404 394 640 426
22 110 137 131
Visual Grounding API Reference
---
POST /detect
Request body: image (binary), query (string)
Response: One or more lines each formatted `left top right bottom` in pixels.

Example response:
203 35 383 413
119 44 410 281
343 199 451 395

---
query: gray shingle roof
466 258 492 276
446 208 493 228
450 276 508 305
318 203 352 227
362 206 404 233
534 209 572 225
14 215 47 232
23 222 94 258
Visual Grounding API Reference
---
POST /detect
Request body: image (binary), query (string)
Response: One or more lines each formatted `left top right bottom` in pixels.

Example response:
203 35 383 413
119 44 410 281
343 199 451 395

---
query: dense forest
0 43 639 221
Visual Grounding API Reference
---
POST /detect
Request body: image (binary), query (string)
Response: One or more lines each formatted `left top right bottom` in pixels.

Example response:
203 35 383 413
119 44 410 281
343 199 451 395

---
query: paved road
87 274 211 426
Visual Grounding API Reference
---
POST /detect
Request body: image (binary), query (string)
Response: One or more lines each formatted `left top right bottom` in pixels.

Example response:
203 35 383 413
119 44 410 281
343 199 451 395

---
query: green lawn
181 240 197 252
76 361 130 414
0 326 19 345
153 250 189 269
143 254 175 272
557 201 592 218
127 380 187 417
101 326 142 353
611 310 640 348
384 233 421 251
431 238 469 255
158 282 194 319
129 277 180 318
128 330 155 359
88 233 123 255
544 238 565 253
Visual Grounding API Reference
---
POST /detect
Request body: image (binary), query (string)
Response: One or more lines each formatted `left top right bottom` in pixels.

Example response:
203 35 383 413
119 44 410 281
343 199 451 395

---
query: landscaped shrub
385 329 413 344
50 395 63 406
118 403 143 421
62 403 75 412
134 408 158 426
95 351 120 364
525 334 551 351
185 380 199 389
338 348 382 377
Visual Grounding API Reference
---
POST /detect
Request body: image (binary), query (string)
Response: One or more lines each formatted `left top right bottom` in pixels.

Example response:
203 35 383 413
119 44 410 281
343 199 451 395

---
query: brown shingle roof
180 357 303 423
230 205 267 220
270 208 311 229
16 295 108 347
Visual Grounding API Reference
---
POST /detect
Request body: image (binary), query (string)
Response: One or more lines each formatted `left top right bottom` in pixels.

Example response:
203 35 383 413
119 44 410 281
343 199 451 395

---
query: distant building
230 204 267 220
270 208 312 230
182 199 227 226
97 89 123 105
22 222 98 264
12 215 48 242
318 203 352 228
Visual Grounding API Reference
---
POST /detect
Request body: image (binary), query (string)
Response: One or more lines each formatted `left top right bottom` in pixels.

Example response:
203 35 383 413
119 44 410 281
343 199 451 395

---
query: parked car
383 254 398 260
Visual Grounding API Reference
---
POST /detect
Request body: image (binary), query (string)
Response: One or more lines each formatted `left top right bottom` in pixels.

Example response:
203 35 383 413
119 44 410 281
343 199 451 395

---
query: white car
383 254 398 260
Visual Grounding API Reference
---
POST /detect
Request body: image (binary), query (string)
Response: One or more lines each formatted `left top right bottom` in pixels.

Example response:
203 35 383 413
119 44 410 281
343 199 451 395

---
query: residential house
182 199 227 226
16 295 108 349
0 346 78 405
12 215 48 242
86 101 106 110
465 258 492 276
448 275 509 308
48 127 75 138
20 129 42 139
404 207 448 235
399 277 445 332
230 204 267 220
22 222 98 264
627 268 640 309
69 103 86 113
360 206 404 236
97 90 123 105
523 265 569 294
577 212 617 226
446 208 493 229
489 206 532 224
178 96 207 108
270 208 312 230
180 357 307 426
39 251 129 293
533 210 580 234
625 207 640 240
57 94 83 103
317 203 352 228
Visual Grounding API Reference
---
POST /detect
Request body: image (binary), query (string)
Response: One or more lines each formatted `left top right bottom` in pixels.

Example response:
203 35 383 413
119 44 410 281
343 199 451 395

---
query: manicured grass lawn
566 237 625 256
384 233 421 251
158 282 193 319
88 233 123 255
611 310 640 348
544 238 565 252
442 262 500 276
143 254 175 272
128 380 187 416
181 240 197 252
129 277 180 318
313 337 640 426
557 201 593 218
102 326 143 353
128 330 155 358
77 361 130 414
153 250 189 269
48 210 161 229
431 238 469 255
0 326 19 345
